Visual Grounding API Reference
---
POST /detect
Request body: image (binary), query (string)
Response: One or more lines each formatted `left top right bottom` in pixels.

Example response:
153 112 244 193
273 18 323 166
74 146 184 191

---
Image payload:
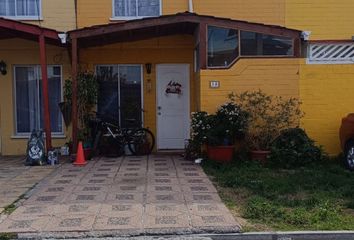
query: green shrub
269 128 327 168
230 90 303 151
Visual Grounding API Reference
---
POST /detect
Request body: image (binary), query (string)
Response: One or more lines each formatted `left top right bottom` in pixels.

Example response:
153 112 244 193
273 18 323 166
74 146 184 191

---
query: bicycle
90 112 155 157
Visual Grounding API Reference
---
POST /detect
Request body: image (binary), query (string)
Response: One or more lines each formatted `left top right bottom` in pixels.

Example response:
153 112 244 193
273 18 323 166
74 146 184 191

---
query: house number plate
210 81 220 88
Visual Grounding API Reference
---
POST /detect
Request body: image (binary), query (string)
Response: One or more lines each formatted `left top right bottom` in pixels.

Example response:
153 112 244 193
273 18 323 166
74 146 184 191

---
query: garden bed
202 157 354 231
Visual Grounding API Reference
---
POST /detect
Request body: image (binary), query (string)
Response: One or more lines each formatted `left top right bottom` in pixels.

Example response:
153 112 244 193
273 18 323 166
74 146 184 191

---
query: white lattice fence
308 43 354 64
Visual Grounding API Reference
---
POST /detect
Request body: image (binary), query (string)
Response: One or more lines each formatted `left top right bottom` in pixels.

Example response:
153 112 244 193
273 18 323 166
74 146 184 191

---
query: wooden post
71 37 78 153
39 34 52 151
199 22 207 69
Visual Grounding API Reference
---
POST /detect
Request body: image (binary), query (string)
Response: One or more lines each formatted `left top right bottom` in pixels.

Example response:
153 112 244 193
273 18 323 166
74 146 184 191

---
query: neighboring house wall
79 35 196 142
286 0 354 40
0 39 71 155
285 0 354 154
10 0 76 32
299 61 354 154
76 0 286 28
193 0 285 26
199 59 300 113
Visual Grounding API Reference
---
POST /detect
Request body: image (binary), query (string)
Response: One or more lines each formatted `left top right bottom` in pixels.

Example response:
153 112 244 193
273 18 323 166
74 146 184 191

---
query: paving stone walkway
0 156 57 213
0 155 240 237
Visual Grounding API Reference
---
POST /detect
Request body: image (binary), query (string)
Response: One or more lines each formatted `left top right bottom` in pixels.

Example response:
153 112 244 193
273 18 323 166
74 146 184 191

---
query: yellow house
1 0 354 156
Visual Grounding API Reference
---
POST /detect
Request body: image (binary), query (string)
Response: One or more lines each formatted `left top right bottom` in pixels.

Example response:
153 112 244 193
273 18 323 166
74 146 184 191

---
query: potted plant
190 102 249 163
230 90 303 163
65 72 98 159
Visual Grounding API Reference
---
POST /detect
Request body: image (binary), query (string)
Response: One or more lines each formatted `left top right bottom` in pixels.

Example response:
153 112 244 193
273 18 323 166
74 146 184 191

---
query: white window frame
0 0 42 20
13 65 64 136
95 64 144 128
307 42 354 65
111 0 162 21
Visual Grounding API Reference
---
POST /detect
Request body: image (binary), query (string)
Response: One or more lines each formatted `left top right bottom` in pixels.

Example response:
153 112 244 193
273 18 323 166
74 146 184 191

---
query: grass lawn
202 157 354 231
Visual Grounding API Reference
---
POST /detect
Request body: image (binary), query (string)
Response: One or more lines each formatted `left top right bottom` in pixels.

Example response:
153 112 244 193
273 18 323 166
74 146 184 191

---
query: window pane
0 0 16 16
114 0 125 16
0 0 6 15
97 66 119 123
47 67 62 132
208 26 239 67
114 0 136 17
241 31 293 56
16 66 62 134
38 66 62 133
15 67 39 133
17 0 38 16
263 35 293 56
28 0 39 16
16 0 26 15
119 66 142 128
8 0 15 15
138 0 159 16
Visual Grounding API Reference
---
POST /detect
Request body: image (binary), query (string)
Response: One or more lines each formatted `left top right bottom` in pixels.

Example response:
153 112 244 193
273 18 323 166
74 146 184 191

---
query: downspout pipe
189 0 194 13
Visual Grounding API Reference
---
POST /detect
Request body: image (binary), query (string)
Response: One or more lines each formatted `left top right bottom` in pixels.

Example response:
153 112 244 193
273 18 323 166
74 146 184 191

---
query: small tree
230 90 304 151
64 71 98 142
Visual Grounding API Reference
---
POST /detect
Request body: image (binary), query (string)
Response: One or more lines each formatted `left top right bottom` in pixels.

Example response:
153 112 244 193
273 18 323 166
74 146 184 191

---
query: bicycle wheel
95 129 125 158
128 128 155 155
90 129 102 158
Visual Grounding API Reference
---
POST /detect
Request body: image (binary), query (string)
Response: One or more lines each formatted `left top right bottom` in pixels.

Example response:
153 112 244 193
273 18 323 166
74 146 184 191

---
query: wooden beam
199 22 207 69
293 37 301 58
0 18 60 41
71 37 78 153
39 34 52 152
70 14 301 40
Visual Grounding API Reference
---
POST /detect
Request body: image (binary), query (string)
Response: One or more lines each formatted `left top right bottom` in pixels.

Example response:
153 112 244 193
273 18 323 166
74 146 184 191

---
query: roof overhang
69 12 302 48
0 17 62 46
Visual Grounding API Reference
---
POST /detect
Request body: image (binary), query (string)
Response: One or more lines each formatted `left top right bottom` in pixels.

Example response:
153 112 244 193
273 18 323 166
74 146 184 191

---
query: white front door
156 64 190 150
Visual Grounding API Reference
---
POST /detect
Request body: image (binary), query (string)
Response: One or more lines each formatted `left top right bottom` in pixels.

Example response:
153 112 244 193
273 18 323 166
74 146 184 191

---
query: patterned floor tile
73 184 110 193
143 213 190 229
65 192 107 204
110 184 145 193
44 214 96 232
24 192 69 205
0 155 239 234
147 184 182 193
105 192 144 204
146 192 185 204
190 212 239 228
184 193 222 204
99 204 143 217
94 214 142 231
0 216 51 233
9 205 54 220
53 203 102 215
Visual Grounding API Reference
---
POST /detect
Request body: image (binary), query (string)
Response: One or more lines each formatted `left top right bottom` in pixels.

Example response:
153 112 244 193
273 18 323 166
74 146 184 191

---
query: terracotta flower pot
250 150 271 164
207 145 234 163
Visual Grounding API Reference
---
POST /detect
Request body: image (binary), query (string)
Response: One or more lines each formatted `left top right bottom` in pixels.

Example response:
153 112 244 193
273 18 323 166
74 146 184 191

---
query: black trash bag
26 130 46 166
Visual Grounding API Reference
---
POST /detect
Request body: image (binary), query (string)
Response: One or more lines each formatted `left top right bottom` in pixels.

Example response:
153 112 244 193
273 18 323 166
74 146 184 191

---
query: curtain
0 0 39 16
17 0 39 16
15 66 62 134
138 0 159 16
115 0 136 17
97 65 142 128
115 0 159 17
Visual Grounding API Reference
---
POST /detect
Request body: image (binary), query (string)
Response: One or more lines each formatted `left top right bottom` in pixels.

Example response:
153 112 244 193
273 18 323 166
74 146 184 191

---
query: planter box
207 145 234 163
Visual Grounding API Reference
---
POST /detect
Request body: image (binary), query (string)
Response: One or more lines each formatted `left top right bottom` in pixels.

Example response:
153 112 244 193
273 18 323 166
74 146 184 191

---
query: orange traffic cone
73 142 87 166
